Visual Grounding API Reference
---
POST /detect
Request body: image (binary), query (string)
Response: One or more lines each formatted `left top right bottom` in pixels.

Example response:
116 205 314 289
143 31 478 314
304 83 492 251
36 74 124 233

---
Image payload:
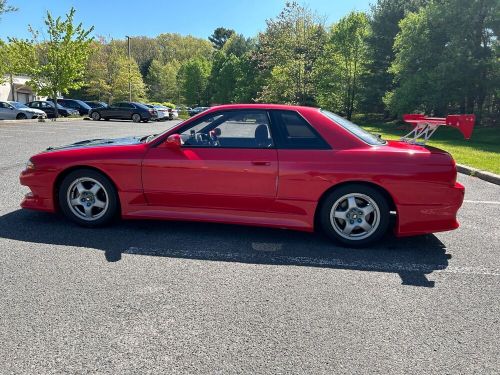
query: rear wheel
91 112 101 121
132 113 141 123
58 169 119 227
320 184 390 247
16 113 27 120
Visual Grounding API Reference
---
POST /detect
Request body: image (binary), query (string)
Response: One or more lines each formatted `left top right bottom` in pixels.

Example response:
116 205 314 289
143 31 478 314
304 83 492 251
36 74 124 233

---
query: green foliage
146 59 180 102
385 0 499 121
209 27 235 49
177 57 212 106
314 11 371 119
0 0 16 18
257 1 326 105
9 7 94 116
156 33 213 64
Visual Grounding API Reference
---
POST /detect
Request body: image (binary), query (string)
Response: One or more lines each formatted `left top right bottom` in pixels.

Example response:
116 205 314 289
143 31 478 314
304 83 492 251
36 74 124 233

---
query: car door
40 102 55 117
142 110 278 212
0 102 16 119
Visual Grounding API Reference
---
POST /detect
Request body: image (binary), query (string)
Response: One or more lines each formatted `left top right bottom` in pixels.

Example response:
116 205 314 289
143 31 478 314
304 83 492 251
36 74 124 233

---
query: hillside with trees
1 0 498 124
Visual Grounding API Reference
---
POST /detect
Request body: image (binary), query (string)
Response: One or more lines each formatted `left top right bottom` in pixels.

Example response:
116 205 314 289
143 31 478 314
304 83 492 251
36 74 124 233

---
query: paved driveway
0 120 499 374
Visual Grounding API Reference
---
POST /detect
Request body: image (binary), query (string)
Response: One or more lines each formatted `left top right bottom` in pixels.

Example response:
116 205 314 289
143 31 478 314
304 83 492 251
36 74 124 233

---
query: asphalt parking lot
0 119 499 374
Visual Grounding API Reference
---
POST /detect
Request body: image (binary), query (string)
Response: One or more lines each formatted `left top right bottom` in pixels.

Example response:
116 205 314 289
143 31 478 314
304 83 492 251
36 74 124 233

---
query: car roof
204 103 320 113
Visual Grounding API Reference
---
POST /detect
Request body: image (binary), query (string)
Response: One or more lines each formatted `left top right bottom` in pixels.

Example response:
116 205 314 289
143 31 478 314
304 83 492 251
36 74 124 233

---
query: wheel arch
53 165 121 213
313 180 397 231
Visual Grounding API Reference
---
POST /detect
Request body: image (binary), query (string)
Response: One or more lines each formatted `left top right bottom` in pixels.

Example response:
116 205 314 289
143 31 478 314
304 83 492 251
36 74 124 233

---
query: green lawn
358 121 500 174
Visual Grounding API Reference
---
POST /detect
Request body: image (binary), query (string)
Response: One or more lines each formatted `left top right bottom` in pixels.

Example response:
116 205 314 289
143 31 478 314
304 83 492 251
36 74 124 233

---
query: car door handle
251 161 271 166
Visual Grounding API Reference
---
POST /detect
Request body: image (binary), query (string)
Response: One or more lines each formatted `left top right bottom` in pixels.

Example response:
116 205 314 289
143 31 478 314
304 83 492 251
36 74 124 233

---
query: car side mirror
164 134 182 148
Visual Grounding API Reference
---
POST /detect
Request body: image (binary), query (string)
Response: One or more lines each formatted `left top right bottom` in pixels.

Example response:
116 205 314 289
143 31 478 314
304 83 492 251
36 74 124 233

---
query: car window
320 110 385 146
179 110 274 149
117 103 134 109
0 102 10 108
270 110 330 149
41 102 53 109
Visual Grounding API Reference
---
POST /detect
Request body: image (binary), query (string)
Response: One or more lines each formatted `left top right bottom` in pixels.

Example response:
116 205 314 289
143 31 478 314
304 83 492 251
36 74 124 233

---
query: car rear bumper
395 182 465 237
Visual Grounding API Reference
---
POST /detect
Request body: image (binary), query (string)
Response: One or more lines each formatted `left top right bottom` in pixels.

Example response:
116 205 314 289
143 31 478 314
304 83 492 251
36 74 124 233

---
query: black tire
58 169 119 227
319 184 390 247
132 113 141 123
91 111 101 121
142 119 149 123
104 118 110 121
16 113 27 120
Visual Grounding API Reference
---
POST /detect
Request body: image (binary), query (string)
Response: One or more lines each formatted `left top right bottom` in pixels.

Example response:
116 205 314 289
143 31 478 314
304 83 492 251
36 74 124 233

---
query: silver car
0 101 47 120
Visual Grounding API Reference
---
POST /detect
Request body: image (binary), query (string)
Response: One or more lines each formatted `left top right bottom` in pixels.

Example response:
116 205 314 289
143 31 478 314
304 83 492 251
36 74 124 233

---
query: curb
0 117 87 125
457 164 500 186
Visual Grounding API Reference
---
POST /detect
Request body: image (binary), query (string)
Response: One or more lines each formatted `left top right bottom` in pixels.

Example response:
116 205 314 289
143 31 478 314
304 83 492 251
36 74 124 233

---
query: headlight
25 160 35 171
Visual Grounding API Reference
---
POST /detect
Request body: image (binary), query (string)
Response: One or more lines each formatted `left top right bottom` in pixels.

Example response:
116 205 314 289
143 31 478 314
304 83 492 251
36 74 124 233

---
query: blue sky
0 0 371 41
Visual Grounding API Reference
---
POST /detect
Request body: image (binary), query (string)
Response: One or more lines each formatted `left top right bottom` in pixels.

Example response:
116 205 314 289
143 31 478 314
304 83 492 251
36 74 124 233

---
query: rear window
320 110 385 146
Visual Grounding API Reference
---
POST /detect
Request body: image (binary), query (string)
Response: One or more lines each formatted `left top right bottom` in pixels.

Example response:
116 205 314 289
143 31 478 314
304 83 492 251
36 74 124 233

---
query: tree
314 12 371 119
109 54 146 102
257 2 326 105
385 0 499 122
157 33 213 63
177 58 211 106
146 59 180 102
209 27 235 49
84 39 111 101
362 0 429 114
0 0 17 19
208 34 259 104
9 7 94 117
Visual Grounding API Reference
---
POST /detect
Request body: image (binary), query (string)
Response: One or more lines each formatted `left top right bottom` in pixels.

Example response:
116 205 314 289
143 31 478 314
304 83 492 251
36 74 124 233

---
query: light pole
126 35 131 102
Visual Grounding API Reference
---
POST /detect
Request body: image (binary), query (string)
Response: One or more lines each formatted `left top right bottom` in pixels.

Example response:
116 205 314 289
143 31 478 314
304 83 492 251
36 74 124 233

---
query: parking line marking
124 247 500 277
463 200 500 205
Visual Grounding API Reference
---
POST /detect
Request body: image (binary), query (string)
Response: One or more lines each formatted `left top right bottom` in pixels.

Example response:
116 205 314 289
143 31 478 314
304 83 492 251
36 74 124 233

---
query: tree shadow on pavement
0 210 451 288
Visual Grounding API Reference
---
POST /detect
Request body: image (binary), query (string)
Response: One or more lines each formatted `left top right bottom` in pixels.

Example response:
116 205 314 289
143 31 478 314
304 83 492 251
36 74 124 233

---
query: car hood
46 136 143 151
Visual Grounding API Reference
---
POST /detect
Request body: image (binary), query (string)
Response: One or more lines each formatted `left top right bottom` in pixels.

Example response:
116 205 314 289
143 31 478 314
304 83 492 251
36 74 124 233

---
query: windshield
320 110 385 146
8 101 29 109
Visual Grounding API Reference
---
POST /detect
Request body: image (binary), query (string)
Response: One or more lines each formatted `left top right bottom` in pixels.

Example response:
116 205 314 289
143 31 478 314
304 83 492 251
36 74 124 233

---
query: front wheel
91 112 101 121
132 113 141 123
320 184 390 247
16 113 27 120
58 169 119 227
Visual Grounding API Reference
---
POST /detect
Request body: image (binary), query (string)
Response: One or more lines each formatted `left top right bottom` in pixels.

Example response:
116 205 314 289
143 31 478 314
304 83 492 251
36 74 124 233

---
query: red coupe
20 104 471 246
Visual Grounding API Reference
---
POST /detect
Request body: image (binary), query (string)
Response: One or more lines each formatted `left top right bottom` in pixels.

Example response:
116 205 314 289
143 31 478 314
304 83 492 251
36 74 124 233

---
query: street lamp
125 35 131 102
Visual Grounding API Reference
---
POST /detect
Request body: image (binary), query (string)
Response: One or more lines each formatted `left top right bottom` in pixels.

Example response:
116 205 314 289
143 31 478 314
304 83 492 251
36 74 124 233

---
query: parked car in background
50 99 92 116
145 104 169 121
85 101 108 109
188 107 209 116
26 101 79 118
89 102 158 123
168 108 179 120
0 101 47 120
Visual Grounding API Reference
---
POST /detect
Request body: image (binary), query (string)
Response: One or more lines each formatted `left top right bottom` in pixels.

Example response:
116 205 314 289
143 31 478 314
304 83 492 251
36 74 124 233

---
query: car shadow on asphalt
0 210 451 288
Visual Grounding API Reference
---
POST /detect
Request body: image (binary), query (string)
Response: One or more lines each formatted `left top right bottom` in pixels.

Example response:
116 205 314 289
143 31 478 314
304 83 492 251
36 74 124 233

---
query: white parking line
463 200 500 205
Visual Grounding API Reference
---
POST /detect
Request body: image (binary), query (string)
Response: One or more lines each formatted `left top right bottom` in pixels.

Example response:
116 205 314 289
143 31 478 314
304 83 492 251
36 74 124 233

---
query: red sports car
20 104 472 246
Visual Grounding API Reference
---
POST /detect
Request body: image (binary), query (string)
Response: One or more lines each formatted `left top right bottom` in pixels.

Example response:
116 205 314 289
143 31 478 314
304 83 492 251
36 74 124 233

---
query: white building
0 75 46 103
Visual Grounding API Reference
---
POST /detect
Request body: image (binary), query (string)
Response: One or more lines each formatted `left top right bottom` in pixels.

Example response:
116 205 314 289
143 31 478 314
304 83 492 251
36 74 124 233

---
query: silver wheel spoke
344 223 355 235
359 220 372 231
347 196 358 209
334 210 347 220
93 198 106 208
362 205 374 216
83 205 93 218
70 198 81 207
75 182 85 194
89 183 101 195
